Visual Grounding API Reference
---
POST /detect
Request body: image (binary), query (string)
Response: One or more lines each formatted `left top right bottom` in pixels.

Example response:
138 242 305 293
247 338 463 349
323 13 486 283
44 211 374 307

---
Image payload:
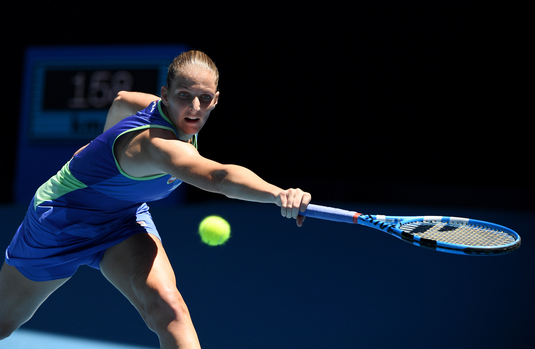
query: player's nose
190 97 201 112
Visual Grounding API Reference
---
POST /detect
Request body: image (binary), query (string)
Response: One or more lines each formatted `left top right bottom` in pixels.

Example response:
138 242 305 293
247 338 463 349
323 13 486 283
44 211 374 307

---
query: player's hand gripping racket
300 204 521 256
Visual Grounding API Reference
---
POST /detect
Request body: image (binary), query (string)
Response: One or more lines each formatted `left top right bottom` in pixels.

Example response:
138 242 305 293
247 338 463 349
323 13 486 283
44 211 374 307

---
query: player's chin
180 120 203 135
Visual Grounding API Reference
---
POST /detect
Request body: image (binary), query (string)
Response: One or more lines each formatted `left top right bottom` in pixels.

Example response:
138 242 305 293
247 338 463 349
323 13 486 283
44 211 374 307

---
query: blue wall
2 199 532 348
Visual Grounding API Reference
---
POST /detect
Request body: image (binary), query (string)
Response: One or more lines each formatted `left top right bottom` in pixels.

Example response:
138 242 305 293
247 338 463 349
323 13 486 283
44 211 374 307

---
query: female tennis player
0 50 311 348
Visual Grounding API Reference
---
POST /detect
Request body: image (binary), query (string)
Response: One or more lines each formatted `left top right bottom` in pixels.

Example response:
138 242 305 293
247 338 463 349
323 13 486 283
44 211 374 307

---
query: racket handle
300 204 360 224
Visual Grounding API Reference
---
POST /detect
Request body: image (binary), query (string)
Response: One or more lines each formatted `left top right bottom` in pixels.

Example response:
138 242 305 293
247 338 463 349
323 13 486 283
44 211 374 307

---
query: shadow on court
1 199 533 348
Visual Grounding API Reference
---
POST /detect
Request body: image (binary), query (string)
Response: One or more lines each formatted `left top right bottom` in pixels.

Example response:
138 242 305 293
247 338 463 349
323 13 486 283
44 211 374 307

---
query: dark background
1 1 531 210
1 1 532 349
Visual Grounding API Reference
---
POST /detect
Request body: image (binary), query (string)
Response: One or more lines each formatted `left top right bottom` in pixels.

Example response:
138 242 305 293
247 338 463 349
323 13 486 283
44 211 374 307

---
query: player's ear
207 91 219 112
161 85 169 106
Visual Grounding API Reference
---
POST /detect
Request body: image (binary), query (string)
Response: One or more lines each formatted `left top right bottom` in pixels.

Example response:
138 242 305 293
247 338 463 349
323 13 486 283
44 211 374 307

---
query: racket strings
400 222 516 247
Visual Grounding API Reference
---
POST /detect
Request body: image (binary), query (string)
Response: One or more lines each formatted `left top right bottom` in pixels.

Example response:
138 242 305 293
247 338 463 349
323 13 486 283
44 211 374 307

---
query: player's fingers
296 215 306 227
280 188 298 219
285 189 298 219
279 191 288 218
280 189 311 222
294 191 311 226
299 192 312 213
292 190 304 219
290 189 310 219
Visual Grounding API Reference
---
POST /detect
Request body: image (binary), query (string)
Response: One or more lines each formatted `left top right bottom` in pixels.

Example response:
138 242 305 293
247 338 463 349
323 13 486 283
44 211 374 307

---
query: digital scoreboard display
24 45 187 142
16 45 189 203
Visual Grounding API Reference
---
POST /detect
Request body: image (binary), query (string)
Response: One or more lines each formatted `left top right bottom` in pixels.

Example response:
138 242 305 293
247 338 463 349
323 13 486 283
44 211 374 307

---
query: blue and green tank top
32 100 195 235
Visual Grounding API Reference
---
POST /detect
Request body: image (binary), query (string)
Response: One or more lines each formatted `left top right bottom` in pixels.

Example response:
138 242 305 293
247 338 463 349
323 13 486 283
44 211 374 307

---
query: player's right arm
104 91 161 131
146 129 284 204
116 128 311 225
153 130 311 225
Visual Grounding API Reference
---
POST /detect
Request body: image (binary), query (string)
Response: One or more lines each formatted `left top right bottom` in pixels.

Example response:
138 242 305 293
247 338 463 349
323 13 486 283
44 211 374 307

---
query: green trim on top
112 125 175 181
34 161 88 208
158 100 175 129
192 133 198 149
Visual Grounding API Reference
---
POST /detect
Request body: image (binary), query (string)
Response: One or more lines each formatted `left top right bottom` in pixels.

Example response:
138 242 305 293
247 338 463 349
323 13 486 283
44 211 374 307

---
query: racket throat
357 215 401 235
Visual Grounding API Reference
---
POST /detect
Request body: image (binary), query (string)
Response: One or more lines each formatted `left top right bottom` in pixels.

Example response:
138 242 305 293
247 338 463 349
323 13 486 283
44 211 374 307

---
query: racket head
361 215 521 256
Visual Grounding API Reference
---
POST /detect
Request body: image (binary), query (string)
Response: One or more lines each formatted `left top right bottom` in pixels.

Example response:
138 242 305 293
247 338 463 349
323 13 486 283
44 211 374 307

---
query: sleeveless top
30 100 196 236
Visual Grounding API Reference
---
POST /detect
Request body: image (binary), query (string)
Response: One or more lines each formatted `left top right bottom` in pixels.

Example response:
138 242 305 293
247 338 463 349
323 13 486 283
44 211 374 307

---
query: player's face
161 67 219 141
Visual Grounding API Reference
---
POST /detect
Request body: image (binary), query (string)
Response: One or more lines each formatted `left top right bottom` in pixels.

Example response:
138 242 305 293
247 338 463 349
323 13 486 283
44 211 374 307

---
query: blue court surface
3 329 157 348
1 198 533 348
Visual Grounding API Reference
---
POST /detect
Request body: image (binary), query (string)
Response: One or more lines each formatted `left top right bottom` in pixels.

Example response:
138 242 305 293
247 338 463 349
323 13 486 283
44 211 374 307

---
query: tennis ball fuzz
198 216 231 246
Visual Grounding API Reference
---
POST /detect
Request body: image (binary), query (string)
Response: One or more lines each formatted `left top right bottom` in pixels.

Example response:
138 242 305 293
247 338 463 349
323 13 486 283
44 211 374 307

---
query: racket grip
300 204 359 224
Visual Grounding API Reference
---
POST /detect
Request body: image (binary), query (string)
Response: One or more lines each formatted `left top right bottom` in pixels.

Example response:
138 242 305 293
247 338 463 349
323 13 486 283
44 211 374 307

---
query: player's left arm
103 91 161 131
70 92 161 159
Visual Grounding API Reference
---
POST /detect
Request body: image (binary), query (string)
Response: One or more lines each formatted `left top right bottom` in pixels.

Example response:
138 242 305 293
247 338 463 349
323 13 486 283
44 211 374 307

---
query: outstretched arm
103 91 161 131
152 132 312 226
117 128 312 226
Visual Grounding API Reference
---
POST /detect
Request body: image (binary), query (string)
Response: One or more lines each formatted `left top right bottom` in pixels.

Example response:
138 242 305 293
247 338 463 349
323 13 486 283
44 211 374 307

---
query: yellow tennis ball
198 216 231 246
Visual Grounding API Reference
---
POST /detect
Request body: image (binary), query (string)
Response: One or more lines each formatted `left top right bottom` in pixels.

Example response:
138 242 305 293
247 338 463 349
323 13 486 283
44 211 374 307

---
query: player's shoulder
146 127 178 140
145 128 197 155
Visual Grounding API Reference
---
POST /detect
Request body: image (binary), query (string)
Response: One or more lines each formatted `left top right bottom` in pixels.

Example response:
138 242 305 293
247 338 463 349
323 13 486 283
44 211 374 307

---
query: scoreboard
23 45 189 142
15 45 189 203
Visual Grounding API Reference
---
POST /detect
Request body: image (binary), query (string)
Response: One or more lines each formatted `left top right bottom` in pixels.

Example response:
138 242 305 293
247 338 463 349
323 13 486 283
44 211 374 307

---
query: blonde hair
167 50 219 89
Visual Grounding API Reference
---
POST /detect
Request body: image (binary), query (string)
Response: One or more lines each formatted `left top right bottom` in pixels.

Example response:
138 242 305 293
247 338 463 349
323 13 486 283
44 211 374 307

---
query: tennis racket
300 204 521 256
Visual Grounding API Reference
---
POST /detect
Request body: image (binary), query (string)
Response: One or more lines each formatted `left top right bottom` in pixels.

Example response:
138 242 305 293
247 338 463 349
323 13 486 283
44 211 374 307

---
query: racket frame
301 204 521 256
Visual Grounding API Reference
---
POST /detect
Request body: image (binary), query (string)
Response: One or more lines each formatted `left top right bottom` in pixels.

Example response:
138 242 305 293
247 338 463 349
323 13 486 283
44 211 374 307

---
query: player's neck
176 128 194 143
160 103 194 142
